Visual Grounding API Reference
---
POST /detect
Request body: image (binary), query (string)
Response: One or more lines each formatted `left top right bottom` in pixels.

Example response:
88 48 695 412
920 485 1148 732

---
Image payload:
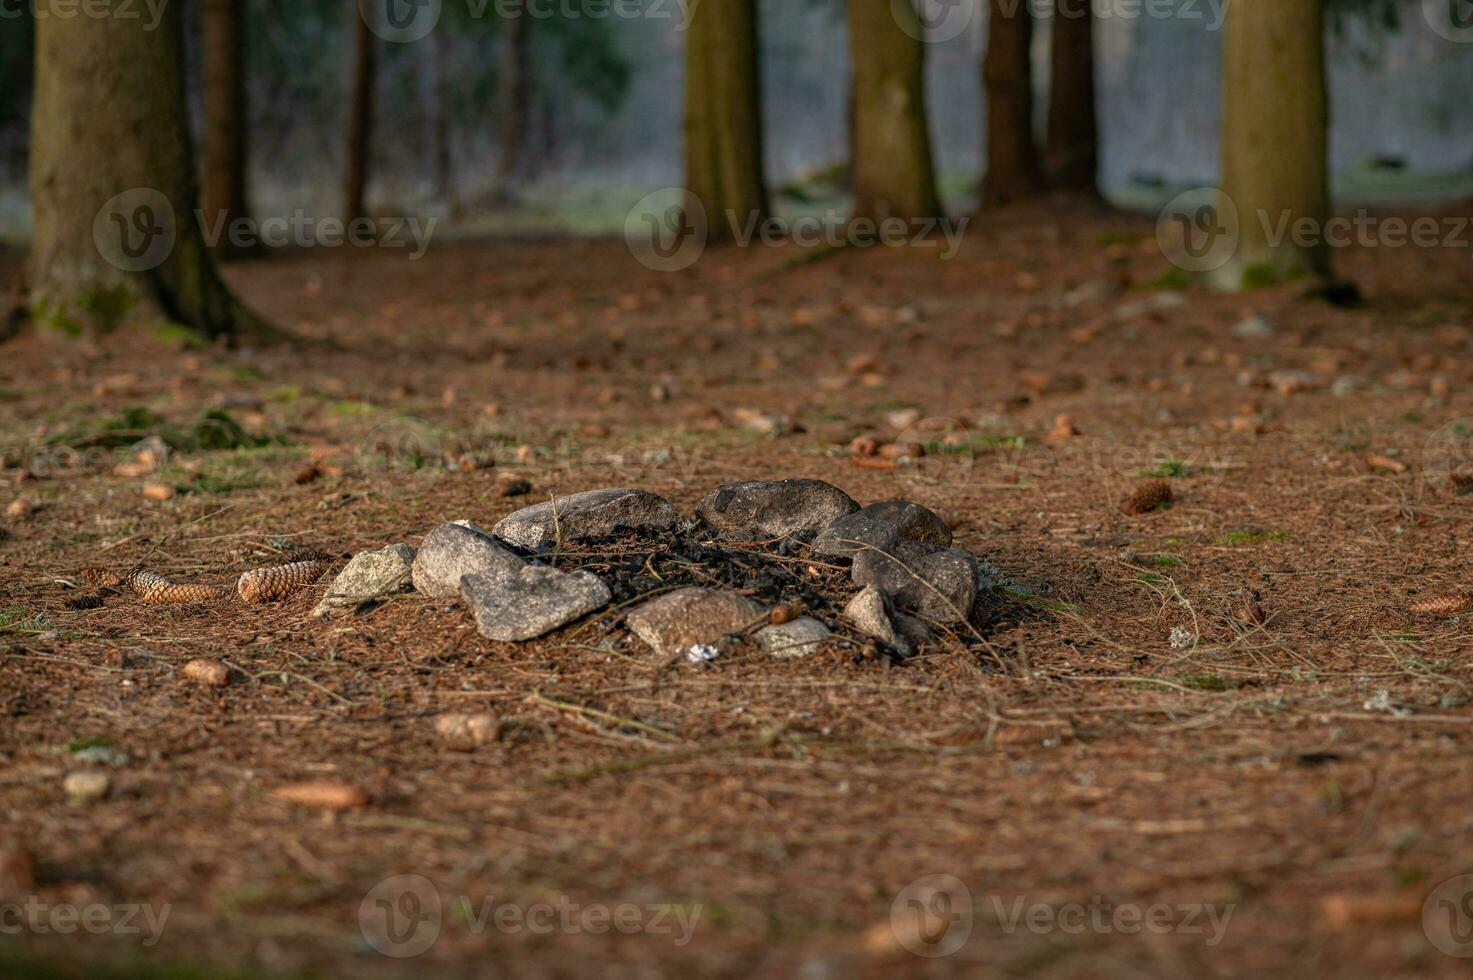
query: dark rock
811 500 951 559
843 586 914 657
625 587 766 657
461 564 610 641
493 488 681 551
852 547 978 624
412 522 525 598
696 479 859 541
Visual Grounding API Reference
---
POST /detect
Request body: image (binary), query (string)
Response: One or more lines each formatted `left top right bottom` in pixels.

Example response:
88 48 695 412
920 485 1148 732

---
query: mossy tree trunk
344 1 377 222
202 0 252 257
28 0 267 339
496 0 532 194
982 0 1044 207
1044 0 1098 194
847 0 941 221
684 0 767 240
1216 0 1331 290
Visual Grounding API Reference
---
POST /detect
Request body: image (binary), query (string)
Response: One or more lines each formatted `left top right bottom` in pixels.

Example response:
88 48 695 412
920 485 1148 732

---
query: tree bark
1216 0 1330 289
847 0 941 222
344 0 376 222
496 0 531 193
1044 0 1098 194
202 0 252 257
431 29 458 214
982 0 1044 208
684 0 767 240
28 0 267 339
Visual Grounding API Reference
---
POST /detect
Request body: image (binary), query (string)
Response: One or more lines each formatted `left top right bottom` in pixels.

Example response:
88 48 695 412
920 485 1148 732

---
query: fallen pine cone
1410 591 1472 616
1233 593 1268 626
181 658 231 688
270 780 369 810
238 560 330 604
118 569 224 605
1123 479 1174 516
770 603 798 626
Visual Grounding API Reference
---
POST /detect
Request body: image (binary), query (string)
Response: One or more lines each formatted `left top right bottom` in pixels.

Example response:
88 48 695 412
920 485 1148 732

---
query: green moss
1145 267 1191 290
1143 460 1191 478
154 321 210 350
77 286 134 331
1239 264 1282 290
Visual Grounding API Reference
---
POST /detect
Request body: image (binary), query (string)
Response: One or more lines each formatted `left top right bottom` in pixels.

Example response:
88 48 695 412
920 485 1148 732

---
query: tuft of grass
1180 674 1241 692
1150 555 1185 568
1143 460 1191 478
1219 529 1290 546
65 735 115 753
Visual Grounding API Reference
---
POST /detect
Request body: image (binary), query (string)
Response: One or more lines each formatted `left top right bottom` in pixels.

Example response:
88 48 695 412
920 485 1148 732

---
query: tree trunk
1044 0 1098 194
1216 0 1330 289
982 0 1044 208
684 0 767 240
28 0 267 339
496 0 531 193
847 0 941 222
202 0 251 258
344 1 376 222
431 29 458 214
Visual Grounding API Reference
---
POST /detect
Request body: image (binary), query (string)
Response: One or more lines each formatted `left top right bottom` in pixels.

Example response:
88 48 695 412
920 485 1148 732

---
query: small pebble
63 770 111 805
182 658 231 688
142 484 176 502
433 713 500 751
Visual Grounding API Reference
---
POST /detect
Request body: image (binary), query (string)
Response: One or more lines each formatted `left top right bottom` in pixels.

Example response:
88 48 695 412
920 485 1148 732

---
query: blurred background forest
2 0 1471 243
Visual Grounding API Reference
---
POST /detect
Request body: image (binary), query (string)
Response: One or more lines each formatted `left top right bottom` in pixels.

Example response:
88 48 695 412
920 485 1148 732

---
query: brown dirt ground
3 198 1473 979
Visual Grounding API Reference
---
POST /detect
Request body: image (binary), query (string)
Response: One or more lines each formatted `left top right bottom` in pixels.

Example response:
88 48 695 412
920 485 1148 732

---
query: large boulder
460 564 611 642
493 488 681 551
811 500 952 559
411 522 525 598
696 479 859 541
625 587 766 657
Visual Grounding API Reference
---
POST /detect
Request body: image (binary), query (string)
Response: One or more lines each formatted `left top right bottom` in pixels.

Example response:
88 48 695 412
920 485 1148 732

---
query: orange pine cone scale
237 560 329 605
139 583 227 605
1123 480 1174 516
1410 591 1472 616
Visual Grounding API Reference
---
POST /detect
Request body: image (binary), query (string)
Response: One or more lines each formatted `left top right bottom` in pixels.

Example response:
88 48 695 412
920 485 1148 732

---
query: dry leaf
142 483 176 502
271 781 369 810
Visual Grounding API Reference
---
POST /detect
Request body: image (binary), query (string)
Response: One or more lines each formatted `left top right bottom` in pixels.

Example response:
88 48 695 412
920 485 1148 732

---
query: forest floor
2 196 1473 979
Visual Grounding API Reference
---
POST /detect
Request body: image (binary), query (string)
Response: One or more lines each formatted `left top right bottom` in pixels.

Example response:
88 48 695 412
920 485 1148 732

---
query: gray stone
412 522 526 598
460 564 611 642
755 617 832 659
811 500 952 559
697 479 859 541
843 586 913 657
312 543 416 618
1115 291 1186 320
1232 314 1275 339
625 587 766 657
852 547 978 624
493 488 681 551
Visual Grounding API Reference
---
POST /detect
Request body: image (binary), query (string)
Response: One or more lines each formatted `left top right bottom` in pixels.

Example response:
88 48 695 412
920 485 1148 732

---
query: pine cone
1410 591 1472 616
83 566 125 589
237 560 329 605
123 569 172 598
140 583 226 606
1123 479 1174 516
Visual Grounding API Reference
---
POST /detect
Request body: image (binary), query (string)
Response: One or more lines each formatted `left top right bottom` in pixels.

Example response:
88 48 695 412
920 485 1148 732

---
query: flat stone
811 500 952 559
312 542 416 618
625 587 766 657
696 479 859 540
493 488 681 551
461 564 610 642
843 586 913 657
852 547 978 624
412 522 525 598
63 770 111 805
756 617 832 659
